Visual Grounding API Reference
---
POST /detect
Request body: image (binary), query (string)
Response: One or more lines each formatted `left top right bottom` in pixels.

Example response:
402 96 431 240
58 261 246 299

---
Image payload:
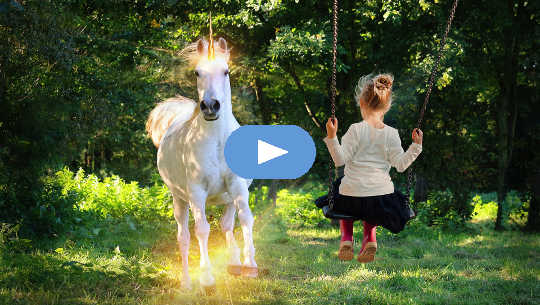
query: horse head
194 38 231 121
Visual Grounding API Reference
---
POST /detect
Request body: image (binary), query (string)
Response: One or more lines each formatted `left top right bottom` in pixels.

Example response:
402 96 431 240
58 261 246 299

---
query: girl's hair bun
355 73 394 113
374 74 393 91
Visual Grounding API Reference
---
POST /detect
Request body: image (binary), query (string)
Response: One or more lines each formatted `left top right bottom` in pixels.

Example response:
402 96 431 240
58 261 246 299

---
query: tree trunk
254 78 272 125
495 95 509 230
495 0 520 230
254 78 279 207
414 175 428 203
526 170 540 231
269 180 278 207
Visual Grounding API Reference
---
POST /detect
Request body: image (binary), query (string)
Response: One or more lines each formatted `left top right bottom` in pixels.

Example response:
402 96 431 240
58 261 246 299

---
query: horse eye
224 69 229 76
195 71 200 77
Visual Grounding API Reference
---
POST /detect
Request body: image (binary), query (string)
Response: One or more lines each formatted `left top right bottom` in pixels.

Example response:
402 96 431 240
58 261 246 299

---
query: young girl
321 74 423 262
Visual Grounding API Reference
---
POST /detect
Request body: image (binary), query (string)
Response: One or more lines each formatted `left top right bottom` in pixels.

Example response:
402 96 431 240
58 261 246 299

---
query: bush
414 189 473 228
249 185 271 212
0 167 82 237
55 168 172 222
275 186 328 228
30 173 82 235
0 223 33 254
1 165 284 238
470 194 498 221
0 168 174 238
471 191 529 227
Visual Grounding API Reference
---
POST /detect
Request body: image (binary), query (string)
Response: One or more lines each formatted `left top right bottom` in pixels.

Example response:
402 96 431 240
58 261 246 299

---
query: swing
320 0 460 220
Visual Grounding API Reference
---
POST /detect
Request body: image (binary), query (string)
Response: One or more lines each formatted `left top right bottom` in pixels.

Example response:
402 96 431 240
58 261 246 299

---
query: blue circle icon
224 125 316 179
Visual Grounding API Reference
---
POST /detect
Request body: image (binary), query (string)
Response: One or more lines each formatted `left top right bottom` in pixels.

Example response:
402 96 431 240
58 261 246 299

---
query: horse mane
180 38 230 66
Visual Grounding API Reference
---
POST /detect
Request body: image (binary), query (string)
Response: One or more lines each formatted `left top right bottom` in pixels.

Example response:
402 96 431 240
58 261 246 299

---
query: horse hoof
241 266 258 278
227 265 242 276
200 284 216 296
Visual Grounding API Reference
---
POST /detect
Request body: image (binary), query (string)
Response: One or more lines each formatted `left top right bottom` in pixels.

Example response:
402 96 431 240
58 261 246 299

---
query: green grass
1 195 539 304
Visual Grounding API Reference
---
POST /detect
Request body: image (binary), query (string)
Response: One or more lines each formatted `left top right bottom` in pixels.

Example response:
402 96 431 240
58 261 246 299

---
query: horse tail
146 97 196 148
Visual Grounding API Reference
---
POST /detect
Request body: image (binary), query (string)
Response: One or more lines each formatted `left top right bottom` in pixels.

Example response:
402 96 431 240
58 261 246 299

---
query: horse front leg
229 179 257 277
221 202 242 275
188 187 215 289
172 196 191 290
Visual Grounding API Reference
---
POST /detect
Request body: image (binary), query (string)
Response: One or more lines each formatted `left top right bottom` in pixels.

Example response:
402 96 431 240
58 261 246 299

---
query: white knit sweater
323 121 422 197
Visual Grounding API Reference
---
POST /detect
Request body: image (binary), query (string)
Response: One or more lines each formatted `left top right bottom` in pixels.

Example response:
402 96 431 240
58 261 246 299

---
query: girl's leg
362 221 377 250
340 219 354 242
358 221 378 263
338 219 355 261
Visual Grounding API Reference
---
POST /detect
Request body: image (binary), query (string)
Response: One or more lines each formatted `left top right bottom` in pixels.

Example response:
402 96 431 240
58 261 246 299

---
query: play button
224 125 316 179
258 140 288 164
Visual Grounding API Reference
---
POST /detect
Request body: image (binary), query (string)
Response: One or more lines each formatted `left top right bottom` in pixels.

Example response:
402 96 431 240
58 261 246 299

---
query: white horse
146 38 256 290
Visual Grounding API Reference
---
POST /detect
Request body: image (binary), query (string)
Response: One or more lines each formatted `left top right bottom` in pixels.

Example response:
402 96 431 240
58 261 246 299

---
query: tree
458 0 538 229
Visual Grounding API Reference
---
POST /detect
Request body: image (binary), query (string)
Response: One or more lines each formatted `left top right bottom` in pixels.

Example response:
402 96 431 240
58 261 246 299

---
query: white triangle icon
258 140 288 165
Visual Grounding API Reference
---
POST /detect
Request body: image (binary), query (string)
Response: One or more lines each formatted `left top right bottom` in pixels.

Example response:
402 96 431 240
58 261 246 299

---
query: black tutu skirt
315 177 415 234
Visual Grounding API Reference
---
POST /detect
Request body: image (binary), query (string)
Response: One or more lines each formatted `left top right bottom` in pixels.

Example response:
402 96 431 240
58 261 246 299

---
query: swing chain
328 0 339 210
416 0 459 130
407 0 459 202
330 0 338 119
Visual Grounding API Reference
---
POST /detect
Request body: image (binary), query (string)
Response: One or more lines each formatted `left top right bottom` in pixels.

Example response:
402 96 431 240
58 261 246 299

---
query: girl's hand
412 128 423 145
326 117 338 138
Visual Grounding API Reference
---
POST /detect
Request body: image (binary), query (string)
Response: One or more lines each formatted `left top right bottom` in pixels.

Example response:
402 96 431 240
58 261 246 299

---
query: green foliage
249 185 271 212
275 184 328 228
0 167 82 237
471 194 499 221
30 173 83 236
1 168 173 237
1 0 538 230
0 0 177 234
471 192 529 228
55 168 172 222
414 189 473 229
268 26 329 65
0 223 32 254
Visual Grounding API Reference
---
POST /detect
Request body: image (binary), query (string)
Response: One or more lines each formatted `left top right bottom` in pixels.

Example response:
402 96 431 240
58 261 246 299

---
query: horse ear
218 37 228 53
197 39 206 55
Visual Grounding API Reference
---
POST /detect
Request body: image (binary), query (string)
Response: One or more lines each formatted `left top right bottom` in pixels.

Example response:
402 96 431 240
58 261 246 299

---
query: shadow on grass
0 249 180 305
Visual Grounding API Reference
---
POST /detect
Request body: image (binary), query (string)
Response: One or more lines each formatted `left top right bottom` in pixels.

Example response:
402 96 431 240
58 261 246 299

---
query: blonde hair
354 73 394 114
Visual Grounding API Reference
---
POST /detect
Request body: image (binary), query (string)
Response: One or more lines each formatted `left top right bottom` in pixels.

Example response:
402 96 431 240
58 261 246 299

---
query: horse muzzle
200 99 220 121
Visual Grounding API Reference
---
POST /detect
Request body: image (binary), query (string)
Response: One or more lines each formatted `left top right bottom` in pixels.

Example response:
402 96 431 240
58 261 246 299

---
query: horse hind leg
229 179 257 278
173 196 191 290
221 202 242 276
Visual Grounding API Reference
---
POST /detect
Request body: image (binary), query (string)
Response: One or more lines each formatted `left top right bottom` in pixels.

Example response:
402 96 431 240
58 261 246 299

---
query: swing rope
406 0 459 203
327 0 460 214
328 0 339 212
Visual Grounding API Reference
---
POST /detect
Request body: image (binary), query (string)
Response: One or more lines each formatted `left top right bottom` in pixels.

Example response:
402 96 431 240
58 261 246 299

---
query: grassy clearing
0 184 538 305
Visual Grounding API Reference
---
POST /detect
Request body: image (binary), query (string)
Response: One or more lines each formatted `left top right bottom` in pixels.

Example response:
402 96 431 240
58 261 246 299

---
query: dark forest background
0 0 538 235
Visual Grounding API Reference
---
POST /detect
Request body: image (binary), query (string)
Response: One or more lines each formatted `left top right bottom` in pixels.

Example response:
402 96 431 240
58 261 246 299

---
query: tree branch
285 65 323 130
254 77 272 125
